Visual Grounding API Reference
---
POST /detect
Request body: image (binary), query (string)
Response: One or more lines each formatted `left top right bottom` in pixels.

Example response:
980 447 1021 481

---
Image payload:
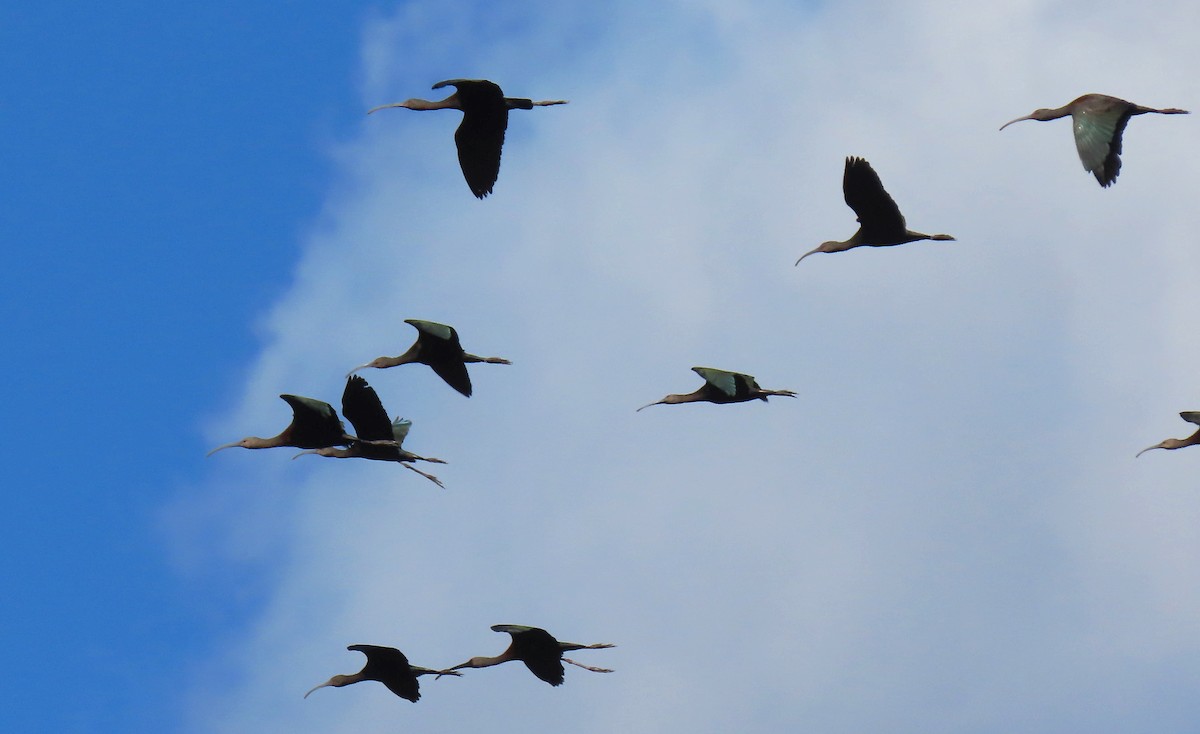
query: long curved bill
794 246 822 266
366 102 405 115
206 442 241 457
346 362 373 378
303 680 333 699
636 399 664 412
1135 444 1164 458
998 115 1035 131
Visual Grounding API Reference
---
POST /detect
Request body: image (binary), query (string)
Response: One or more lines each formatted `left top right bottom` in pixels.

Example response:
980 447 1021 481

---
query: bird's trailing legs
504 98 569 110
401 462 445 489
412 667 462 678
291 450 446 488
564 642 615 673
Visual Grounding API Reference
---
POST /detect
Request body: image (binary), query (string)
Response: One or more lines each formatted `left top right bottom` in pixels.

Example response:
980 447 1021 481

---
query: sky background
3 1 1200 732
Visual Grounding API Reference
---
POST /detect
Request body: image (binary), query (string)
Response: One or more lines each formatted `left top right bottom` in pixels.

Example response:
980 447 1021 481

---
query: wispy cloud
179 2 1200 732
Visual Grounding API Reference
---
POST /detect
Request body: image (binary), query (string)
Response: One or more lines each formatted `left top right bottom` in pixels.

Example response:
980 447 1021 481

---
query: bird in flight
294 376 446 487
207 393 390 456
304 644 460 703
1137 412 1200 457
1000 94 1188 187
638 367 796 411
369 79 567 198
348 319 511 398
444 624 614 686
795 157 955 265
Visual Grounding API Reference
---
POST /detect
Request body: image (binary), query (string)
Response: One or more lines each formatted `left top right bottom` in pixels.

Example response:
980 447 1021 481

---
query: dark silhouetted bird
295 376 446 487
638 367 796 411
349 319 511 397
795 157 955 264
368 79 567 198
304 644 460 703
445 624 614 686
207 393 385 456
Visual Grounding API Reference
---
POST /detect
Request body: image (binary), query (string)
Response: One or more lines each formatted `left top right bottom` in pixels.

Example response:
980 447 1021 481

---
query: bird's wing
406 319 460 346
522 654 566 686
279 394 335 422
348 644 408 665
1073 107 1128 187
341 376 396 441
381 675 421 702
391 418 412 447
347 645 420 702
279 394 345 447
492 625 565 686
432 78 487 90
842 156 906 234
454 111 507 199
426 80 508 198
492 623 541 634
429 359 473 397
407 319 472 395
692 367 743 398
1181 412 1200 426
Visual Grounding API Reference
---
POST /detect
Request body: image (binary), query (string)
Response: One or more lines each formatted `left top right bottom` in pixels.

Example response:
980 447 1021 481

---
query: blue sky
4 2 1200 732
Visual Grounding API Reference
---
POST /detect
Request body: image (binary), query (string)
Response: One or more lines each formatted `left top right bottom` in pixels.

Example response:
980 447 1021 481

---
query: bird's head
206 438 252 456
367 99 428 114
999 110 1052 130
1136 439 1183 457
346 358 387 377
638 393 694 411
794 242 838 265
303 674 352 698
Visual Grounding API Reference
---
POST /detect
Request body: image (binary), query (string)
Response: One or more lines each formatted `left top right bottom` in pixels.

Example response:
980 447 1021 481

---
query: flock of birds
208 79 1192 707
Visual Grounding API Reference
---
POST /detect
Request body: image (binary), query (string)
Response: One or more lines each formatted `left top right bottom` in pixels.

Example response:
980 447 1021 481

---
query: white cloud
180 2 1200 732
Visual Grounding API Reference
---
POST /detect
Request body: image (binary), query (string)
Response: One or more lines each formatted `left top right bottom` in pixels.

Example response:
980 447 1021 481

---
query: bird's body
368 79 567 198
999 94 1188 187
795 157 955 264
637 367 796 411
349 319 511 398
295 376 446 487
207 394 358 455
304 644 460 703
447 624 614 686
1137 412 1200 457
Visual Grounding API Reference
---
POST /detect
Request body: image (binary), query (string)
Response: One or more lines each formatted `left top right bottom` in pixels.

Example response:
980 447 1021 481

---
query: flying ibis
369 79 567 198
638 367 796 411
1137 412 1200 457
207 393 389 456
348 319 511 398
294 376 446 488
1000 94 1188 187
795 157 955 265
304 644 460 703
445 624 614 686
